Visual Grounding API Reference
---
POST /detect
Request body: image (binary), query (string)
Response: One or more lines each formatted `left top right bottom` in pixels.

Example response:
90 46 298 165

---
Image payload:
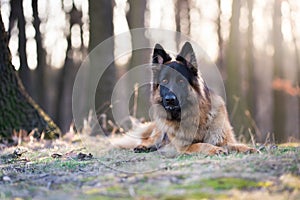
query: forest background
0 0 299 143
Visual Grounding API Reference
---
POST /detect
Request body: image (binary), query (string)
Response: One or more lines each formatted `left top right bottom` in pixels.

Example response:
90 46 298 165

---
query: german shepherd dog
111 42 256 156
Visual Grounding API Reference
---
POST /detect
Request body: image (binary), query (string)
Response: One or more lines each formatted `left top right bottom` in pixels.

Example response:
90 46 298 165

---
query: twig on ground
133 83 139 118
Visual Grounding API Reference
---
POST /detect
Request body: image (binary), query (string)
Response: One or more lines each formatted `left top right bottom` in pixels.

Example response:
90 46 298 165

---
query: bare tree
216 0 223 70
88 0 115 132
225 0 247 138
126 0 150 120
272 0 285 142
175 0 190 35
245 0 259 141
32 0 47 109
0 12 60 141
8 0 31 94
55 4 83 132
288 0 300 139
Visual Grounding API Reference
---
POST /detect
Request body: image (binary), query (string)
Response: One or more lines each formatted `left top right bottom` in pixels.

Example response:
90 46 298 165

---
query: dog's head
151 42 209 121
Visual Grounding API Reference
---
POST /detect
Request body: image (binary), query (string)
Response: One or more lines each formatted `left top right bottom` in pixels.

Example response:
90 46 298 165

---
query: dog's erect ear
152 44 172 64
176 42 198 76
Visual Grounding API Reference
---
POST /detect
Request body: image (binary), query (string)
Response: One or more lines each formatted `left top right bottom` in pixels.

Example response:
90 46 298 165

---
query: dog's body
111 42 256 155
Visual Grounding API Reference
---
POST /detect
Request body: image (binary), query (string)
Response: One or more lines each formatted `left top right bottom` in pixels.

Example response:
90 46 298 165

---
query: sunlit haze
0 0 300 70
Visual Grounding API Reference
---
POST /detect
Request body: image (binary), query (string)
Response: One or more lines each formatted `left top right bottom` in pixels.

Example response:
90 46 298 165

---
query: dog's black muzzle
162 92 180 111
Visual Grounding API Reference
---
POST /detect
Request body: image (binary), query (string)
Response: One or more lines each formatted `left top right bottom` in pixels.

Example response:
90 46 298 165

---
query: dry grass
0 135 299 200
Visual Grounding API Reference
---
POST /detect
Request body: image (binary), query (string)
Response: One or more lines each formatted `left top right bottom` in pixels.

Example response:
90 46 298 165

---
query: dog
111 42 256 156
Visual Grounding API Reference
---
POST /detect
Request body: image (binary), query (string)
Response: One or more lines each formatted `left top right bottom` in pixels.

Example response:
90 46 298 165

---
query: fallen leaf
3 176 11 182
280 174 300 189
77 152 93 161
51 153 63 158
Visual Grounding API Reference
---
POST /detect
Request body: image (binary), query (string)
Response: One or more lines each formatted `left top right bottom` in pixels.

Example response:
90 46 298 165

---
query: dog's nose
164 94 177 106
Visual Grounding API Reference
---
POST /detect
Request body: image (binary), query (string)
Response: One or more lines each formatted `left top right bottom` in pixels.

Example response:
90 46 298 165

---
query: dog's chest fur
153 92 235 149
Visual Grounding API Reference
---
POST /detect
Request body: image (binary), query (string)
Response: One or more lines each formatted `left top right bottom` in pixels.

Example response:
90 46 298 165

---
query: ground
0 135 299 200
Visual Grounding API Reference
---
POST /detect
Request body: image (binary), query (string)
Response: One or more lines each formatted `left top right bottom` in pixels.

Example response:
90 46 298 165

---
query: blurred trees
126 0 150 119
8 0 30 94
32 0 46 112
225 0 247 137
0 0 299 143
273 0 286 142
89 0 115 133
55 3 84 130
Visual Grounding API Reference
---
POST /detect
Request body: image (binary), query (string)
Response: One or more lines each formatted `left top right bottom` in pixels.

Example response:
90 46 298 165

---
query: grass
200 177 259 190
0 136 300 200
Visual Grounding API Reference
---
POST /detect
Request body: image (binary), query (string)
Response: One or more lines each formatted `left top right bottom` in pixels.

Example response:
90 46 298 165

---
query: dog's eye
161 79 168 84
178 79 185 84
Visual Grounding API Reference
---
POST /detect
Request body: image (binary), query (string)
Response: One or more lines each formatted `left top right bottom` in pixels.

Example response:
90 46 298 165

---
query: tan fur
111 43 256 155
110 122 164 150
112 89 256 155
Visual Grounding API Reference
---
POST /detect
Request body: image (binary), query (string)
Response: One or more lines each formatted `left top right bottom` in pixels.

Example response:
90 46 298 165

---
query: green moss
1 191 12 199
166 178 259 200
273 146 298 156
164 192 227 200
201 177 259 190
174 177 260 191
88 185 131 199
80 176 98 183
288 164 299 173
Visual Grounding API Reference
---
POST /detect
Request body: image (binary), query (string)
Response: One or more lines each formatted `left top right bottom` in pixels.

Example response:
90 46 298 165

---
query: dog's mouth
164 105 180 111
162 93 180 111
163 105 181 121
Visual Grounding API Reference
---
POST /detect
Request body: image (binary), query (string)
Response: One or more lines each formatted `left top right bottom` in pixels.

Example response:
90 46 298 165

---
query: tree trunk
55 31 72 132
32 0 46 110
225 1 246 138
126 0 150 120
245 0 259 141
216 0 224 74
288 1 300 140
9 0 32 95
88 0 115 131
55 5 83 133
0 12 60 141
175 0 190 36
272 0 285 142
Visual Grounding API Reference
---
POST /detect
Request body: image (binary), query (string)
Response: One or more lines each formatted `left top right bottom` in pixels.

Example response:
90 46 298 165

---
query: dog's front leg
225 143 257 153
181 143 227 156
134 130 167 153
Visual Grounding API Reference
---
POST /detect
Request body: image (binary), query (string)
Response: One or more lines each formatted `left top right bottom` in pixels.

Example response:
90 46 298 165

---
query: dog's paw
236 146 258 154
244 147 259 154
209 146 228 156
134 145 157 153
134 145 148 153
226 144 259 154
